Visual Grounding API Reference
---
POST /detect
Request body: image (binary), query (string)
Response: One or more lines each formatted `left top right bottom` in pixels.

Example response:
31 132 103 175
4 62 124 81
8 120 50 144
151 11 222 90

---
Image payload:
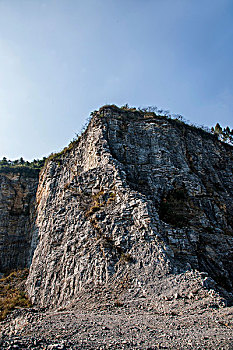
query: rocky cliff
0 168 39 273
24 106 233 308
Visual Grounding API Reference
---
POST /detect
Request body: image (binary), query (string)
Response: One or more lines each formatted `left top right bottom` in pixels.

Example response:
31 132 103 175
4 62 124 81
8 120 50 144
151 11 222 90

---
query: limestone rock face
26 106 233 308
0 168 39 272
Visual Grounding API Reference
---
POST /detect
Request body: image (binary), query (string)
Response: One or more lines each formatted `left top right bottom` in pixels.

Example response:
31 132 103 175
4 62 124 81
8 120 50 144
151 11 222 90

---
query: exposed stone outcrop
0 168 39 272
26 106 233 308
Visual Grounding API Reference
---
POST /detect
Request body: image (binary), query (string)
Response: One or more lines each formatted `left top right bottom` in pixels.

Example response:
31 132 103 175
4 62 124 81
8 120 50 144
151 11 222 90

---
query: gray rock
0 168 39 272
24 106 233 308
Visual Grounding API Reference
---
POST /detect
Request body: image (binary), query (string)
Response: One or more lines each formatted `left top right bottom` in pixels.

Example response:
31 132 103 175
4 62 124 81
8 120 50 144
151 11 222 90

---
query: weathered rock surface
25 106 233 308
0 168 39 272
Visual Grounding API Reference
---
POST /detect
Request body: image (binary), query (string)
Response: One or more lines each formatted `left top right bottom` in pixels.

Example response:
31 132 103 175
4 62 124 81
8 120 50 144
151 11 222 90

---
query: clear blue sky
0 0 233 160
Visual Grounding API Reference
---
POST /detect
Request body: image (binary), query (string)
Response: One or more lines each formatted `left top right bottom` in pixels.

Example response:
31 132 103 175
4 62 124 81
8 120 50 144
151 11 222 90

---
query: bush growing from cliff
44 135 81 167
211 123 233 144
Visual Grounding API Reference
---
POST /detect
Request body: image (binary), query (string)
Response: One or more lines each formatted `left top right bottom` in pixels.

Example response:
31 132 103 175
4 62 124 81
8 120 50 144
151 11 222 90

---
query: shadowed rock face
105 109 233 290
25 106 233 308
0 169 39 272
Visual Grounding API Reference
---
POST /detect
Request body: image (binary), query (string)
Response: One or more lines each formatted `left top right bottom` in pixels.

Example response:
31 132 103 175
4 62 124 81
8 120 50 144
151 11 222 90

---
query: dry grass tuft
0 269 32 321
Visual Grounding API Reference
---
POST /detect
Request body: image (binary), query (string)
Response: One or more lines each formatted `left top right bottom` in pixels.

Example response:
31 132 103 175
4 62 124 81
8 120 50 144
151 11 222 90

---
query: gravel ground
1 298 233 350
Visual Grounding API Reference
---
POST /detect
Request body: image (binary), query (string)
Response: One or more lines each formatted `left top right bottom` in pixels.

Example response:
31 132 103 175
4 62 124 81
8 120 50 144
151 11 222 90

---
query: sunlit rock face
0 168 39 272
25 106 233 308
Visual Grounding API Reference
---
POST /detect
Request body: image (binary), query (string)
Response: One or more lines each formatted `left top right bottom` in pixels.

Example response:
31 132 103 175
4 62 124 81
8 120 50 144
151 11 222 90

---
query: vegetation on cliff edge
1 105 232 173
98 104 233 146
0 157 46 176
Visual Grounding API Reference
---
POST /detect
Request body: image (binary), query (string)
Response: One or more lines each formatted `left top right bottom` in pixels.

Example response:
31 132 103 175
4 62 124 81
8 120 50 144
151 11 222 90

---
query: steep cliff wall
0 168 39 273
26 106 233 308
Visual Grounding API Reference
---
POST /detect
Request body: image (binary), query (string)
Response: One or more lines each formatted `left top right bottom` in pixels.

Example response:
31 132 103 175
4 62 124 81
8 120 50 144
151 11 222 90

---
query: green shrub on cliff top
0 157 46 174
